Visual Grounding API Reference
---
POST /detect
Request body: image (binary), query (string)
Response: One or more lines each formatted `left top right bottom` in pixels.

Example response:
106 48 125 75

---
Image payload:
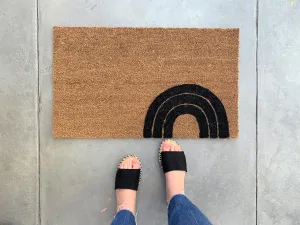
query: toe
161 141 171 152
164 139 181 152
123 158 129 169
132 158 141 169
127 158 133 169
119 156 142 170
118 156 142 170
174 143 181 151
170 143 175 151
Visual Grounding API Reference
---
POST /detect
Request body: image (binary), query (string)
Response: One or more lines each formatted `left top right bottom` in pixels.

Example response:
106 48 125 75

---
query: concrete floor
0 0 299 224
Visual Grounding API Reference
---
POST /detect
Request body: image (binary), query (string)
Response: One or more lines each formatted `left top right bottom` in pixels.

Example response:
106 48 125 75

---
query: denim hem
168 193 186 208
114 209 136 218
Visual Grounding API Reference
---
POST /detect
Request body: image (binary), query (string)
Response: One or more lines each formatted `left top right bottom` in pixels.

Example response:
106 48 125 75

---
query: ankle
166 188 185 202
116 189 136 214
117 202 136 214
165 171 185 202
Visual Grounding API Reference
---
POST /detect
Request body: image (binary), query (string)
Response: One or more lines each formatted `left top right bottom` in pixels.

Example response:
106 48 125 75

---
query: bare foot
160 140 185 202
116 156 141 214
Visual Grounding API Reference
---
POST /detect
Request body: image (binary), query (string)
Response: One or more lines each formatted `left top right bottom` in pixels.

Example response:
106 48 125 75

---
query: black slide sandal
115 155 142 191
159 140 187 173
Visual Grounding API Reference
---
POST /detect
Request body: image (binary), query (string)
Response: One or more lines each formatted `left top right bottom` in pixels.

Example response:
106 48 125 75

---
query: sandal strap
161 151 187 173
115 169 141 191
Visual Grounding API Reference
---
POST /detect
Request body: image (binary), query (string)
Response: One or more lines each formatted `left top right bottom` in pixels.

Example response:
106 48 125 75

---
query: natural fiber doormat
53 27 239 138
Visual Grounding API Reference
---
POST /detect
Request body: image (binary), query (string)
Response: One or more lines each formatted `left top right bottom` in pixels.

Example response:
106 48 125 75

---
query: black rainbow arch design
143 84 229 138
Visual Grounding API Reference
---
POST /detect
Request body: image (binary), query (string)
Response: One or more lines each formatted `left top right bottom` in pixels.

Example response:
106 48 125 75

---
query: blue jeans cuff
112 209 136 225
169 194 187 205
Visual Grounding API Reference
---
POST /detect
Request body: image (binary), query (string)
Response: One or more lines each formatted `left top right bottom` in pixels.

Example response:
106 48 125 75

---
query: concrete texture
0 0 38 225
5 0 300 225
38 1 256 225
257 1 300 225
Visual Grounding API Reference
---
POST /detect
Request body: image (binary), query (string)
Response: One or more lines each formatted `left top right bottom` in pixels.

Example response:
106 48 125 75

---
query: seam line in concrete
255 0 259 225
36 0 41 224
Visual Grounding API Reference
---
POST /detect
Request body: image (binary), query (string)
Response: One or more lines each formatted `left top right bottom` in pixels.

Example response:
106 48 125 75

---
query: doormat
53 27 239 138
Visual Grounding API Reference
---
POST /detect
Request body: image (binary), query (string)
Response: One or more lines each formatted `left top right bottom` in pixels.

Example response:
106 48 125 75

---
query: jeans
111 194 212 225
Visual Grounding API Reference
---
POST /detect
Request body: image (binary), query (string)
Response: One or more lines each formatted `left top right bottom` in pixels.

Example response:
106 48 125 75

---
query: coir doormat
53 27 239 138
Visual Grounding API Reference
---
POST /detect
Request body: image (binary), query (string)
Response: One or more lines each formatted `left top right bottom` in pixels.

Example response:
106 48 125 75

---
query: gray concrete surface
0 1 38 225
38 1 256 225
257 1 300 225
1 0 299 225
